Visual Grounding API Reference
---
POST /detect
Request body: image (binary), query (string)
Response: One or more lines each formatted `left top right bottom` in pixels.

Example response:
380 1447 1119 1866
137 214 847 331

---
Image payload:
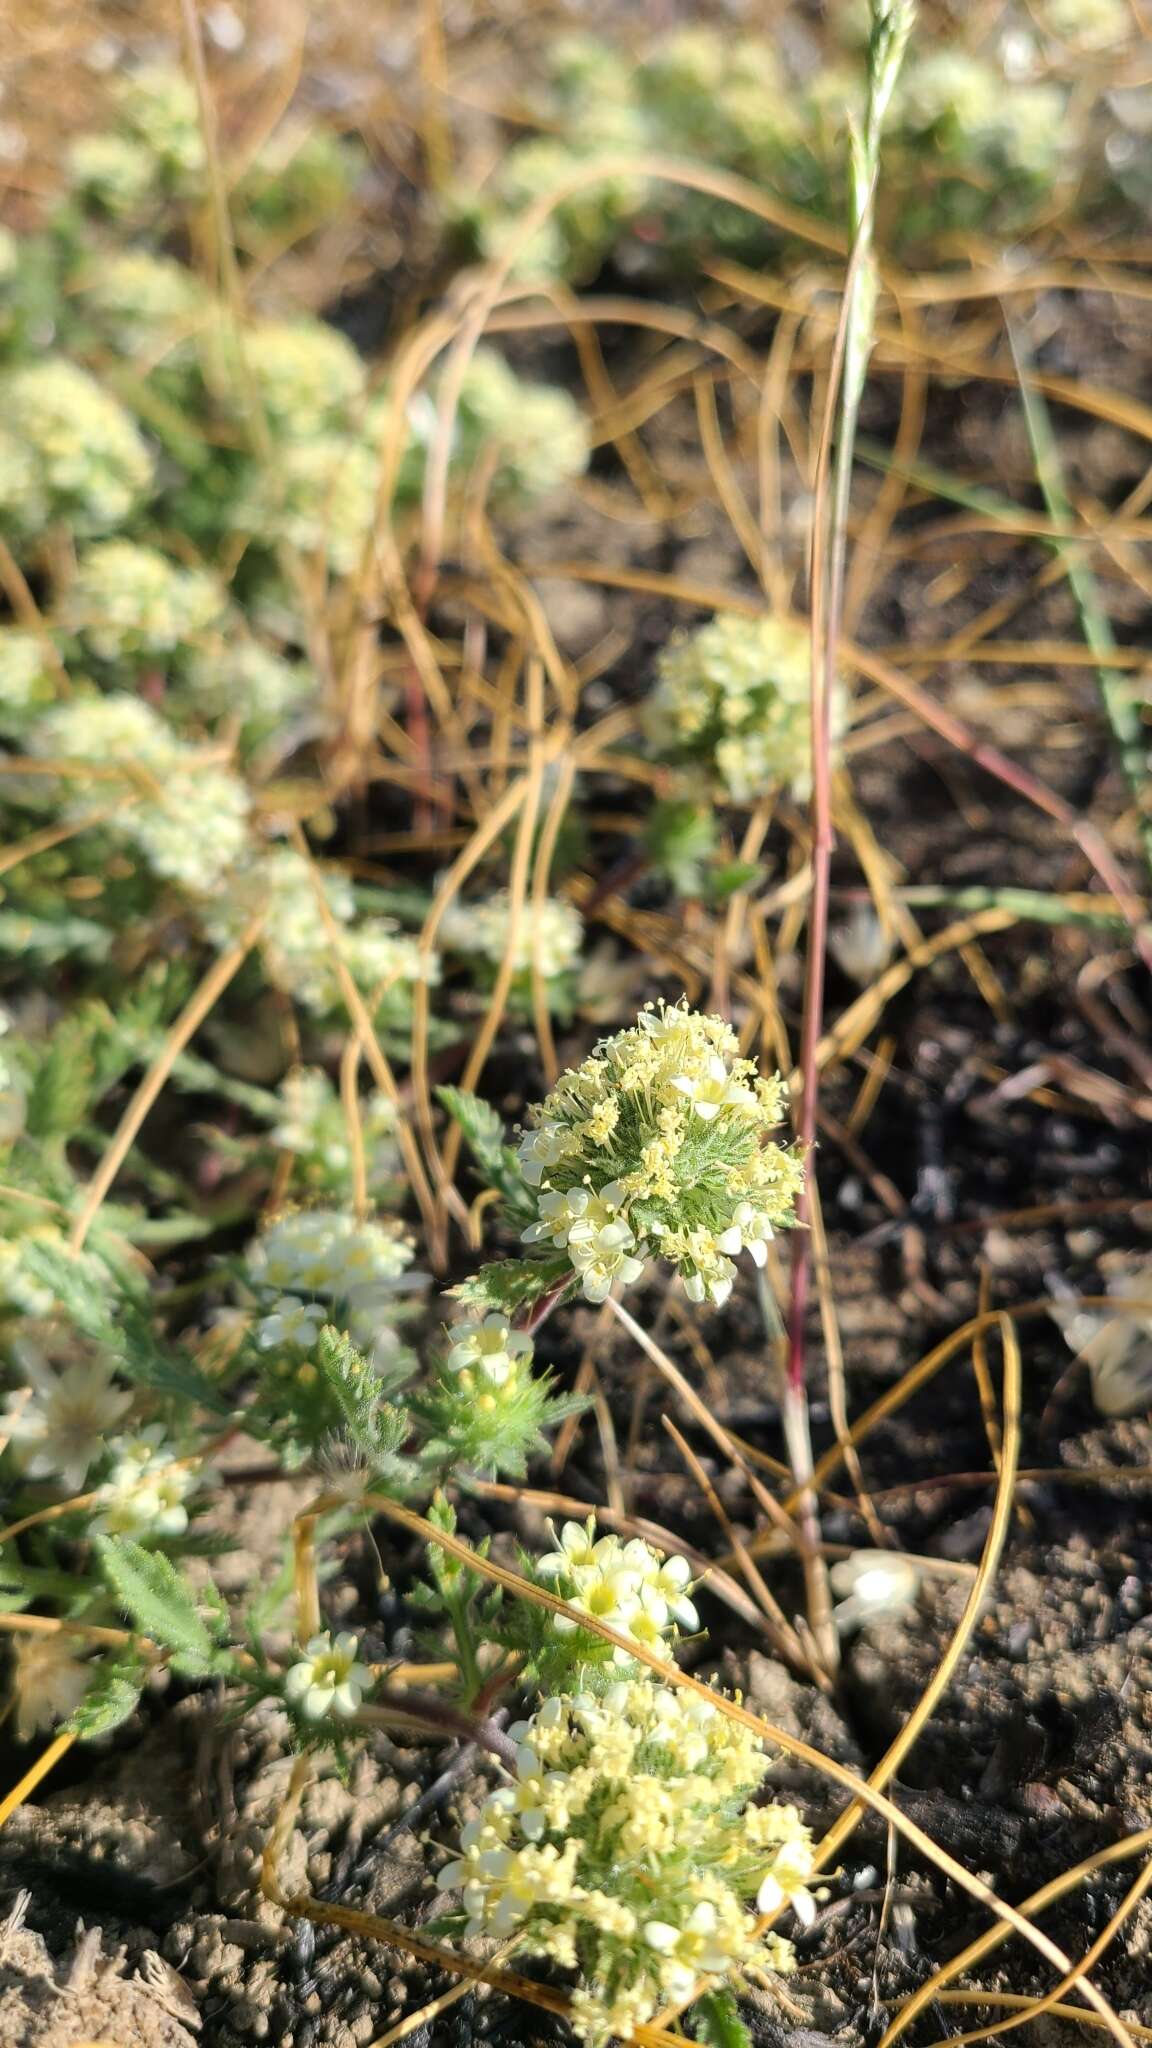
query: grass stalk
1007 320 1152 890
786 0 915 1670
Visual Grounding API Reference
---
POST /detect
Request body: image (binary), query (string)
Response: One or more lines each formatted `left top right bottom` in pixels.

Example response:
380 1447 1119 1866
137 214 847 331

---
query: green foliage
646 799 718 898
18 1239 231 1412
25 1013 96 1140
415 1358 587 1484
436 1086 537 1225
692 1990 754 2048
245 1324 412 1476
66 1652 149 1740
97 1538 235 1678
448 1254 573 1318
405 1494 503 1702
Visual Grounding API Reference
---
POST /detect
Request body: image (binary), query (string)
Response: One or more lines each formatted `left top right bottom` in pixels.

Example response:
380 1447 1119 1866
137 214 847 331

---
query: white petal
643 1920 680 1952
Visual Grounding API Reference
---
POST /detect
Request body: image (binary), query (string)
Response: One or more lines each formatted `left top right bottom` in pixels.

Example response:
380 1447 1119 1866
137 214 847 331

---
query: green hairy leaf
66 1655 148 1740
691 1989 753 2048
447 1253 572 1316
436 1085 536 1223
97 1537 227 1671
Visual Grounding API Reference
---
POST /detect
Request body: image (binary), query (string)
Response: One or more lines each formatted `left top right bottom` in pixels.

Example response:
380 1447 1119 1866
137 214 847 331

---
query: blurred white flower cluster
203 846 435 1016
63 541 226 665
74 249 201 359
29 693 251 894
0 631 55 730
648 612 842 805
271 1066 400 1197
246 1205 422 1355
92 1425 200 1540
440 890 583 982
0 359 153 542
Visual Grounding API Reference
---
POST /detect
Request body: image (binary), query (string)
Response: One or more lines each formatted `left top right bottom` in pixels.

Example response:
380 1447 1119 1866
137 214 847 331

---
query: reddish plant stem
786 223 876 1399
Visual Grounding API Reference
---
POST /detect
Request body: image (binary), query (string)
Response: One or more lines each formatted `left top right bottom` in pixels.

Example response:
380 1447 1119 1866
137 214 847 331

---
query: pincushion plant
513 999 804 1309
435 1680 816 2047
0 999 810 2046
460 20 1072 283
0 34 836 2048
646 612 844 805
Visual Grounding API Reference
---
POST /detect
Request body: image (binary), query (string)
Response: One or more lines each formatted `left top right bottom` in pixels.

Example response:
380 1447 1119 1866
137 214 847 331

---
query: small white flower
11 1632 92 1741
283 1630 371 1720
3 1347 132 1495
671 1055 757 1121
92 1427 198 1540
558 1189 646 1303
254 1296 326 1352
756 1836 819 1926
829 905 894 987
535 1517 605 1579
516 1120 576 1187
715 1201 775 1269
445 1313 533 1387
829 1550 920 1633
621 1541 699 1630
521 1185 594 1248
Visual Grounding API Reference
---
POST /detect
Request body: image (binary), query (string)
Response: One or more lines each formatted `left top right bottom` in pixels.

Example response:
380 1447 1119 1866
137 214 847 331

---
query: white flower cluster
114 64 206 184
0 359 153 543
892 50 1064 189
271 1066 400 1196
470 103 651 281
29 693 251 894
92 1425 200 1540
204 847 435 1016
231 433 378 575
440 891 583 981
648 612 843 805
451 347 589 506
67 132 157 215
518 1000 804 1307
74 249 201 360
532 1516 697 1663
437 1677 815 2045
64 541 226 664
181 641 315 734
284 1629 371 1721
0 630 54 730
246 1206 421 1354
243 318 367 440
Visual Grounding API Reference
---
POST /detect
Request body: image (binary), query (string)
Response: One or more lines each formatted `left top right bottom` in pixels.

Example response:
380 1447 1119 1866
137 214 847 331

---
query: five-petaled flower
284 1630 372 1720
